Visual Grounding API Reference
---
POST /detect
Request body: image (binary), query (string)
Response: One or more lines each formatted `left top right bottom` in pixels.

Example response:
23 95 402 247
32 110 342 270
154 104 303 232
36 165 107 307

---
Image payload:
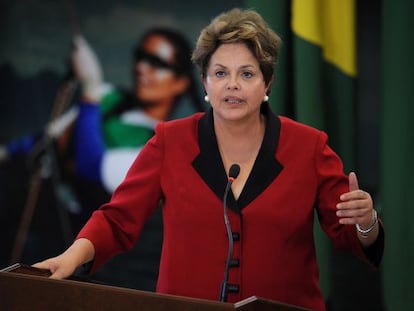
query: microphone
219 164 240 302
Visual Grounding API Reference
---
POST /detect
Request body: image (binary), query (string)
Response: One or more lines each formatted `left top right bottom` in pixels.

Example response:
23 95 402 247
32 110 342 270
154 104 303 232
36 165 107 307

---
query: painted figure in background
71 28 204 194
1 27 204 213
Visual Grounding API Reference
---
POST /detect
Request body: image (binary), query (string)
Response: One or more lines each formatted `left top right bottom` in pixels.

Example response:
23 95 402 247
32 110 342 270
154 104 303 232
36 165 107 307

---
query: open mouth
224 97 243 104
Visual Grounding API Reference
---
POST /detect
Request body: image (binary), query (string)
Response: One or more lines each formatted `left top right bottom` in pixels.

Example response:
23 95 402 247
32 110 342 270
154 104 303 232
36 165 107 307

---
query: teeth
226 99 241 103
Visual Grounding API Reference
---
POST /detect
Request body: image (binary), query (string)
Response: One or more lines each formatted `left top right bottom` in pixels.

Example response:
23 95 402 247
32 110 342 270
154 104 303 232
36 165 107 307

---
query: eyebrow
212 63 257 70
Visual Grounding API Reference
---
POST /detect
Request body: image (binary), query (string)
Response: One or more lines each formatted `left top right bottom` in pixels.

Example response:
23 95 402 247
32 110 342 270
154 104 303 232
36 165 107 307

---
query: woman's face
134 34 189 105
203 43 268 124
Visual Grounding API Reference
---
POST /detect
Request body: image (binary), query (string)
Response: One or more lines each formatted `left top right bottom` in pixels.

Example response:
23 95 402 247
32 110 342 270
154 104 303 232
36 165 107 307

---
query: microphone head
229 164 240 179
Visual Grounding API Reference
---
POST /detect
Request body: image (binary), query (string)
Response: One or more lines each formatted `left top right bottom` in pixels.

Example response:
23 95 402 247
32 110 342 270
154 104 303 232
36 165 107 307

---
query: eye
215 70 226 78
242 71 253 79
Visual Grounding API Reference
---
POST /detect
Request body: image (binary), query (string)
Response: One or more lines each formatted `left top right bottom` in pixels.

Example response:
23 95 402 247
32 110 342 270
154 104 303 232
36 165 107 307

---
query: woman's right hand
32 254 78 279
32 238 95 279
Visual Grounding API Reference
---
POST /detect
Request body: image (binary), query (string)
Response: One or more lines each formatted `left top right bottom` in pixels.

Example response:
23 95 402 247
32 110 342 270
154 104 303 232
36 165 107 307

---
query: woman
34 8 384 311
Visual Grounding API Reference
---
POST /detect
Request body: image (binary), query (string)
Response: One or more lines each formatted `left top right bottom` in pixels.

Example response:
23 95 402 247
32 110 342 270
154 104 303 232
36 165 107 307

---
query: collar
192 104 283 212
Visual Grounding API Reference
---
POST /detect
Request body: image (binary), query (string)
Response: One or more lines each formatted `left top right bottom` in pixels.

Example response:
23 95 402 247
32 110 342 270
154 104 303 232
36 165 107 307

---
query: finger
336 205 368 218
32 261 50 270
33 262 65 279
337 205 371 223
338 191 370 206
349 171 359 191
339 217 364 225
50 270 66 280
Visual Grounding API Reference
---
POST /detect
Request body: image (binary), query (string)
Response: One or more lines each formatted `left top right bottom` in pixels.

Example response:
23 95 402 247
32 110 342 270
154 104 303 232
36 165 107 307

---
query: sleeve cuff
363 222 385 267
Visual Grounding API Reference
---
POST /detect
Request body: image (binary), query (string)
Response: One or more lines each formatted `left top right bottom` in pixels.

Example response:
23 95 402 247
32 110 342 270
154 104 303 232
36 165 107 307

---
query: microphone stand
219 164 240 302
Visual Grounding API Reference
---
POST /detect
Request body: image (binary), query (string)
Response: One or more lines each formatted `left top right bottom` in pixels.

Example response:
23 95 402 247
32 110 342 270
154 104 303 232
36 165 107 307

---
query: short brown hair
191 8 282 86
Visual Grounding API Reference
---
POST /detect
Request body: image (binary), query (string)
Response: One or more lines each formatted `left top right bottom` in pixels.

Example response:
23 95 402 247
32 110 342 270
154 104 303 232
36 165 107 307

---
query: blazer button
232 232 240 241
229 258 240 267
227 283 240 293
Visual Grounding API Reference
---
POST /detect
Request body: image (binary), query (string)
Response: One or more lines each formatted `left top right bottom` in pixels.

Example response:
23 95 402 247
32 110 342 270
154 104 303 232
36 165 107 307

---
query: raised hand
72 35 104 102
336 172 374 227
336 172 378 245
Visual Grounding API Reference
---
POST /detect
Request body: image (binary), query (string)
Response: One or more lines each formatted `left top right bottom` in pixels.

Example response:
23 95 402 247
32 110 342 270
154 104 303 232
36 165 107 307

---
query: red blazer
78 106 380 311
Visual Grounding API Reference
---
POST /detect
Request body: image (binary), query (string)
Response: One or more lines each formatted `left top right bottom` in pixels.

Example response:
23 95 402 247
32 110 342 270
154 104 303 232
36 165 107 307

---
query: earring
263 95 269 102
204 95 209 102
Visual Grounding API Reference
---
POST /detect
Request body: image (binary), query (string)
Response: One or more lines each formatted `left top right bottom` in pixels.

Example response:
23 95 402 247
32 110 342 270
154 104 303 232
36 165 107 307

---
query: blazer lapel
237 106 284 209
192 105 283 213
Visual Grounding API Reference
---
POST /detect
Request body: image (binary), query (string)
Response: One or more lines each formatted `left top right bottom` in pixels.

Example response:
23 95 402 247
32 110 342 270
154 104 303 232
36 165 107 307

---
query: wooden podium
0 264 309 311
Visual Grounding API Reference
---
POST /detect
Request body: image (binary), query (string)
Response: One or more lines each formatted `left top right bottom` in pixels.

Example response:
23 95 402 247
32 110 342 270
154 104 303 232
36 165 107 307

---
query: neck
215 113 265 166
215 113 266 200
215 112 264 143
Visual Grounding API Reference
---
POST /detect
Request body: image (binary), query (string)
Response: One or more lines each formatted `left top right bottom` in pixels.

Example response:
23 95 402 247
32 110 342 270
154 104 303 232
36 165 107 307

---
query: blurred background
0 0 412 310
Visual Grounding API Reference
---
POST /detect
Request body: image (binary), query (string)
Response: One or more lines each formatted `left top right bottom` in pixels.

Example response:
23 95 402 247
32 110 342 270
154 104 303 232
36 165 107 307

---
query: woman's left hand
336 172 374 228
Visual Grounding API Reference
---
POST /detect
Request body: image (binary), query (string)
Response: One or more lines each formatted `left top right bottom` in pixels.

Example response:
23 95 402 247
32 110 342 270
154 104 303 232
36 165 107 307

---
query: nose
226 75 240 90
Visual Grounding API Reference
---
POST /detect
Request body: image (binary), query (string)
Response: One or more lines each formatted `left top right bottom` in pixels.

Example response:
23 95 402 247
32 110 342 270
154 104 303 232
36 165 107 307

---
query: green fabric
381 0 414 309
244 0 290 115
292 33 334 300
294 37 356 169
293 37 325 128
100 89 124 115
100 89 154 148
103 118 154 148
